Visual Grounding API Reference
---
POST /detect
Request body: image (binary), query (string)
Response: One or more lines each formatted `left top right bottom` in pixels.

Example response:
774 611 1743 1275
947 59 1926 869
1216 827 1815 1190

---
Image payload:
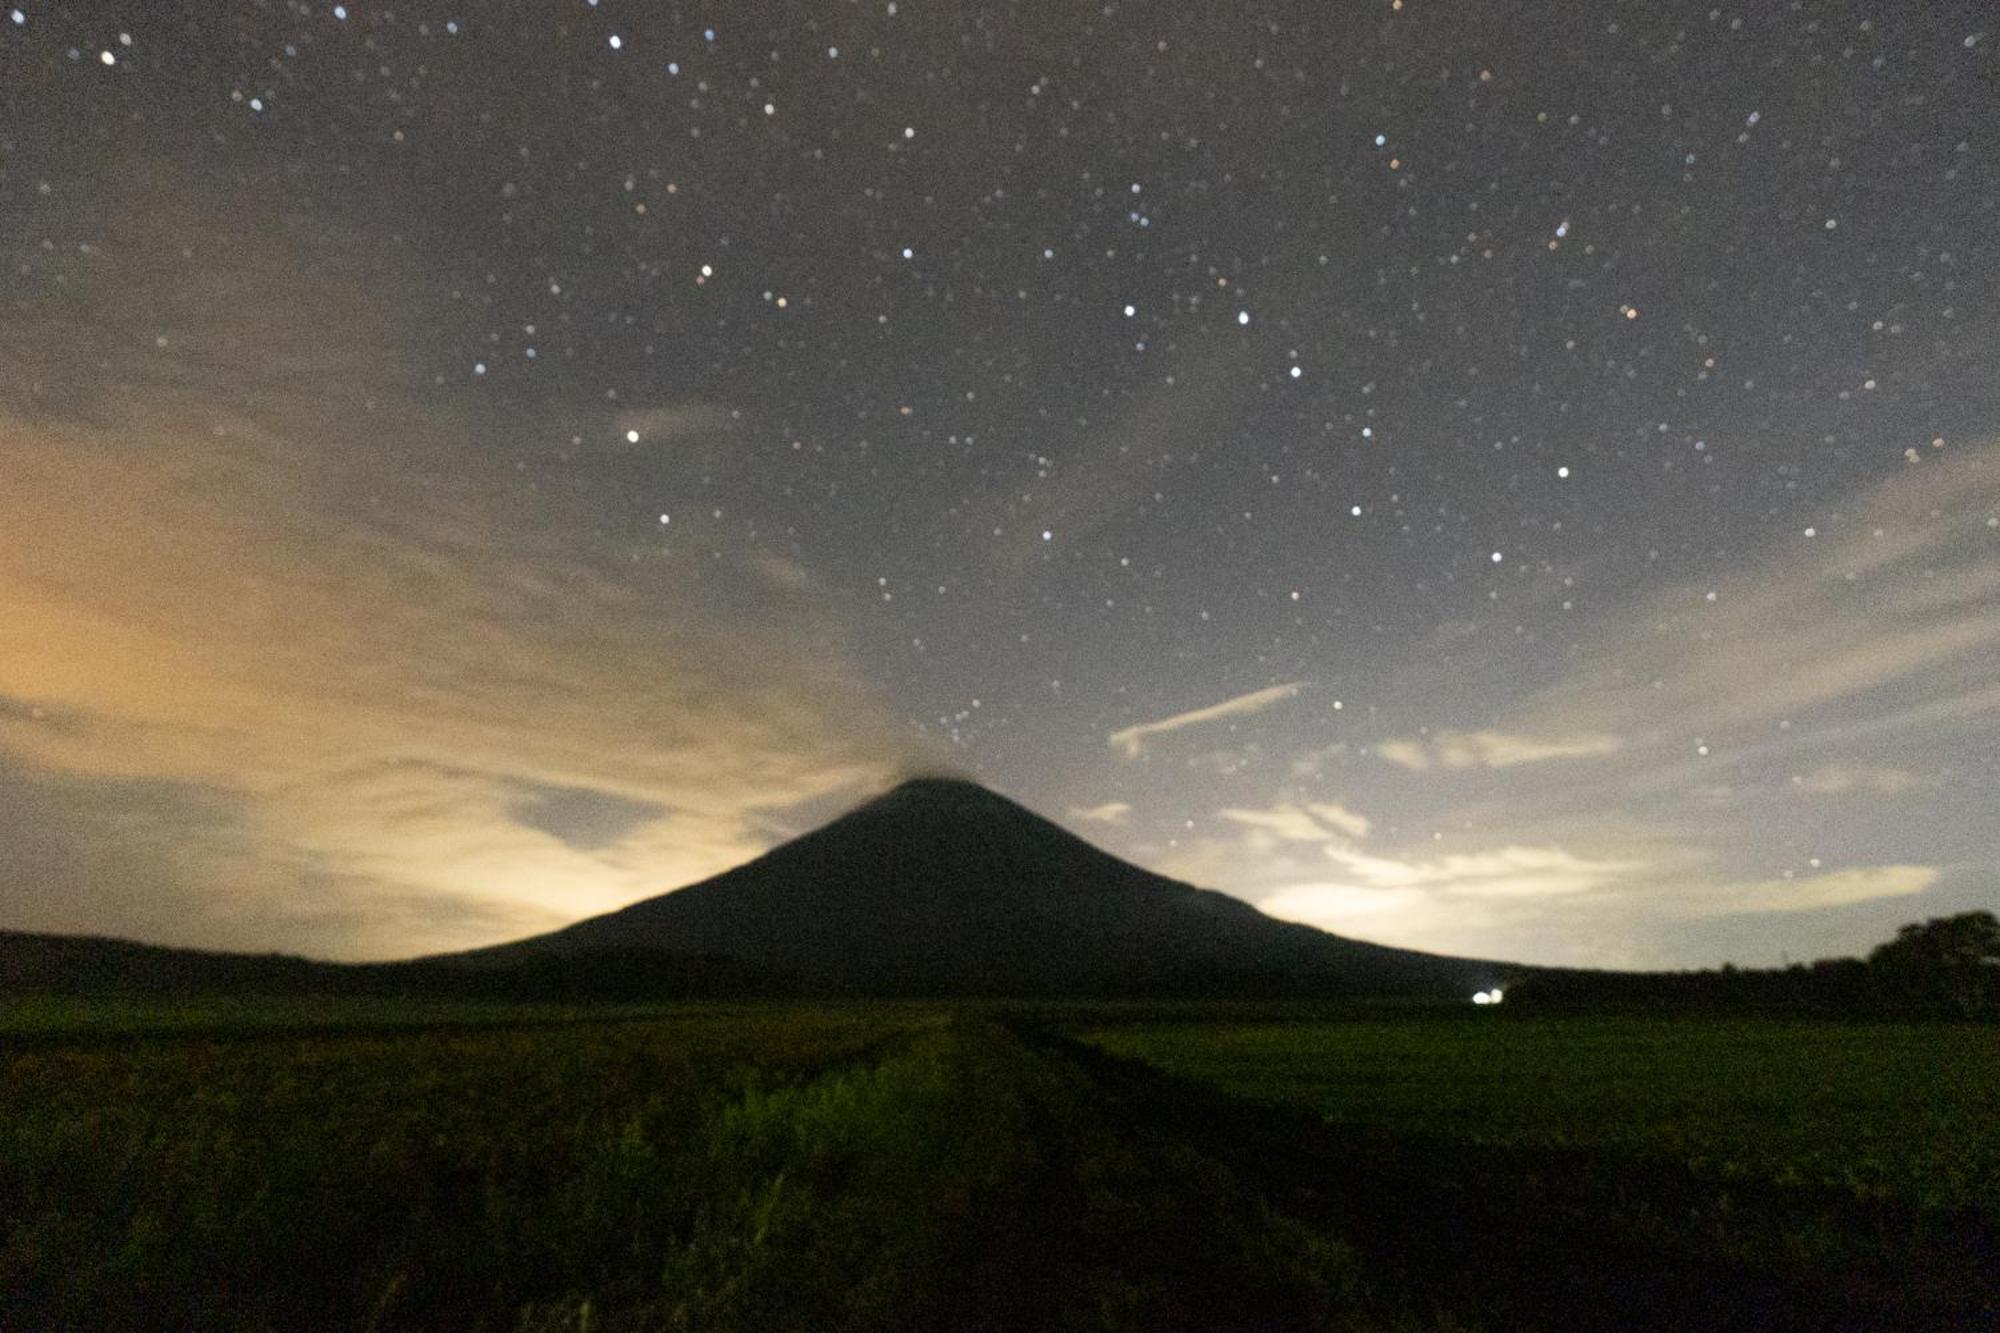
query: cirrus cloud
1375 730 1625 771
1220 801 1373 841
1109 682 1307 758
1680 865 1939 918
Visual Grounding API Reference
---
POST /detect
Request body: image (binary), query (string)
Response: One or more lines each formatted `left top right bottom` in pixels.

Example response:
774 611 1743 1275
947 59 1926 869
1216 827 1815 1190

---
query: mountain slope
0 928 781 1002
467 777 1509 996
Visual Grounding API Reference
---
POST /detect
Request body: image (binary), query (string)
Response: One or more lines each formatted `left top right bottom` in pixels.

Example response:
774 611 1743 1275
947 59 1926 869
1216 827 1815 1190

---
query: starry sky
2 1 1995 968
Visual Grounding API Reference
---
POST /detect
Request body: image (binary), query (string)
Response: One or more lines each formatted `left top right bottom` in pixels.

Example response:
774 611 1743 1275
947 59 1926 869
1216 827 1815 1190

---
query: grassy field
1078 1013 2000 1211
3 999 1994 1331
0 1001 1370 1332
1073 1010 1999 1330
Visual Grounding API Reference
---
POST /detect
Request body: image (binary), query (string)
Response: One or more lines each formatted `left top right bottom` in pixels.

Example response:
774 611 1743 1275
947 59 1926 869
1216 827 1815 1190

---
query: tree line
1511 911 2000 1019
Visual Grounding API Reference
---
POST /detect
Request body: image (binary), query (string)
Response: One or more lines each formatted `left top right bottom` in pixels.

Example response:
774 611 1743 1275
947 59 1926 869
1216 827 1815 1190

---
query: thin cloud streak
1374 730 1623 771
1109 682 1307 758
1791 766 1927 796
1680 866 1940 918
1220 801 1372 841
1315 841 1648 898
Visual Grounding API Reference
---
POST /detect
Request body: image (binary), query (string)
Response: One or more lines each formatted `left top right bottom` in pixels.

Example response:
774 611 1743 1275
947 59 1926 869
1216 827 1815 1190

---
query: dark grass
2 1006 918 1330
1069 1011 2000 1330
1075 1012 2000 1210
3 997 1994 1330
1 1002 1372 1331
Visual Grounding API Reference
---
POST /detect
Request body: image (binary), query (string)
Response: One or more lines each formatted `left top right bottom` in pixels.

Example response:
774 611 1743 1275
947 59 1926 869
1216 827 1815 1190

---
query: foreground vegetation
1080 1013 2000 1211
1076 1010 1998 1330
1 1003 1370 1331
3 999 1994 1330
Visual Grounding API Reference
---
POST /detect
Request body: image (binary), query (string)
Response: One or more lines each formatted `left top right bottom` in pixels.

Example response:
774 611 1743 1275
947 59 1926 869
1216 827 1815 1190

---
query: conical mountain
468 777 1507 996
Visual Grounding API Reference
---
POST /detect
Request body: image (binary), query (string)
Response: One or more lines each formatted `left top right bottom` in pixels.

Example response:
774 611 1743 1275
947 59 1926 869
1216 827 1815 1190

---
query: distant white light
1490 550 1504 563
99 49 115 65
1041 529 1053 541
1374 133 1387 147
1123 303 1136 317
658 513 670 525
1350 505 1362 517
1361 426 1373 439
332 5 347 19
10 8 26 23
828 46 839 58
1289 365 1302 379
249 96 264 111
625 429 640 443
1237 310 1250 326
903 125 916 139
1472 988 1505 1006
607 33 622 50
703 26 716 41
1554 219 1569 239
472 362 487 376
666 61 679 75
902 246 914 259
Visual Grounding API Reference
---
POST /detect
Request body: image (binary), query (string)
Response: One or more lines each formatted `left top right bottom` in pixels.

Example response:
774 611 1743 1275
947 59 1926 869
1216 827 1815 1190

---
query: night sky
2 1 1995 967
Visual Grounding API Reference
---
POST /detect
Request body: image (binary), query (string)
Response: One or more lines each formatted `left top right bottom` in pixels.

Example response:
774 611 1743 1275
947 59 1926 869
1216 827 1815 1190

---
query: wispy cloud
1375 730 1624 771
0 182 914 958
1220 801 1371 841
1145 791 1692 965
1288 445 1999 964
1682 865 1939 917
1314 841 1647 898
1497 447 2000 750
1109 682 1306 758
1372 739 1433 771
1068 800 1133 825
1252 841 1656 965
1791 765 1926 796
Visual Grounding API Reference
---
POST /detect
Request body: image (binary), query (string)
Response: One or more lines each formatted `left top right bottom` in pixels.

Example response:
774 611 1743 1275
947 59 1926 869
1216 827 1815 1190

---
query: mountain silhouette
462 777 1509 996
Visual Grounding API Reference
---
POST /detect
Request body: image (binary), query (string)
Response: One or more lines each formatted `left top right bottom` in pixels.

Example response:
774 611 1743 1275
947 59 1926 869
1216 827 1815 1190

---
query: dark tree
1867 911 2000 1017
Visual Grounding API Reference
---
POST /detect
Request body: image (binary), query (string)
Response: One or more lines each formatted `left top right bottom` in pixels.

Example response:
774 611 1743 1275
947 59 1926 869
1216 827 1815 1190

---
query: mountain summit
468 777 1503 996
